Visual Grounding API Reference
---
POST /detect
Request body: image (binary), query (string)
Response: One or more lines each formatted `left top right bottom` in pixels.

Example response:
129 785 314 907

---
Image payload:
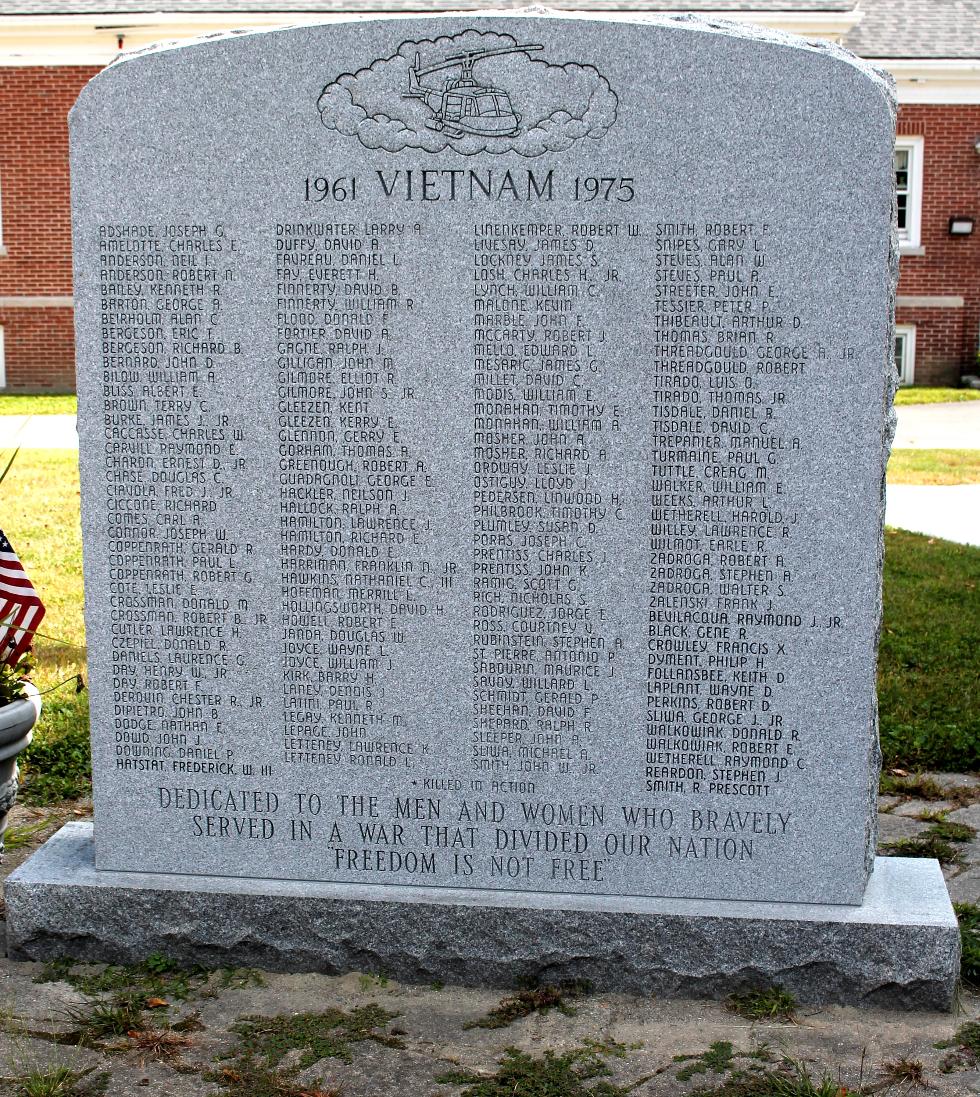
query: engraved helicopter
405 42 544 138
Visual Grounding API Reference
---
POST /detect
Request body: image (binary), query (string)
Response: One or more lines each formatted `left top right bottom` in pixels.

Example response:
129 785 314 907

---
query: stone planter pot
0 682 41 854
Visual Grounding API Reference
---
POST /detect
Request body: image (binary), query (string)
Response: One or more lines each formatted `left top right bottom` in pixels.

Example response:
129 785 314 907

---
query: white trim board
0 296 74 308
896 296 964 309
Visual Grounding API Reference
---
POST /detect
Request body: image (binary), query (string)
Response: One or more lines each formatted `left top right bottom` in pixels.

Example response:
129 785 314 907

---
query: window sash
894 139 923 247
894 149 909 233
895 327 915 386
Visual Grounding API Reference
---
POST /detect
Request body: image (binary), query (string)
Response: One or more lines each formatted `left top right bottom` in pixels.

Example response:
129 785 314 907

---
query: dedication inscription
73 16 895 904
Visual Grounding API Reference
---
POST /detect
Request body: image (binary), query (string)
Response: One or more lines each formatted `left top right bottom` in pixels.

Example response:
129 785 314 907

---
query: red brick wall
0 67 98 391
0 71 978 390
896 304 969 387
0 306 75 391
896 104 980 385
0 66 97 294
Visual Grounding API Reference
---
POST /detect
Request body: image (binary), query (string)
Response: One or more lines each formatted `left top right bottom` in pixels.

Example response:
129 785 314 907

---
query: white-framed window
895 324 916 386
0 326 6 389
894 137 924 249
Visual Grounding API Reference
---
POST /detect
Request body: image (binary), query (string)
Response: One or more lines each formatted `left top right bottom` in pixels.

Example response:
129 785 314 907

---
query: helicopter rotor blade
412 43 543 79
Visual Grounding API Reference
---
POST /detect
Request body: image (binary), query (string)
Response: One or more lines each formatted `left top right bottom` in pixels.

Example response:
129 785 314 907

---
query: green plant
437 1044 631 1097
3 1064 107 1097
956 902 980 986
0 651 33 706
675 1042 737 1081
880 835 963 865
877 1057 926 1087
2 818 51 849
208 1006 400 1097
688 1060 854 1097
207 1061 340 1097
880 774 940 800
464 983 584 1029
879 772 978 805
61 993 147 1042
916 808 949 822
19 703 91 805
725 988 797 1023
229 1005 403 1070
142 952 177 974
36 954 208 1003
881 813 978 864
935 1020 980 1072
213 967 266 991
926 819 976 842
357 973 388 991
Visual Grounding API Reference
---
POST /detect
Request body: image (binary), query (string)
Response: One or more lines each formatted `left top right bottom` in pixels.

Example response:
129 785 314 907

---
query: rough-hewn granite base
5 823 959 1010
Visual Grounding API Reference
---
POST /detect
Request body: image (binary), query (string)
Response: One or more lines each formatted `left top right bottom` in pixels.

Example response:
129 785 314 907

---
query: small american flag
0 529 45 667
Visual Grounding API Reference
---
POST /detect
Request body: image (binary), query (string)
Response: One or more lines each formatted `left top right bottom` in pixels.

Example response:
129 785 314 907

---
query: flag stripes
0 529 45 666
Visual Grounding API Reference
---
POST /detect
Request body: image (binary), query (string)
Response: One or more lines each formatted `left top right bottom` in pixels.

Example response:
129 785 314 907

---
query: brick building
0 0 977 390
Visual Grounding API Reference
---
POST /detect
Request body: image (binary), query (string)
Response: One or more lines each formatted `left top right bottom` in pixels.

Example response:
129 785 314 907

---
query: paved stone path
0 414 77 450
886 483 980 547
893 401 980 449
0 780 976 1096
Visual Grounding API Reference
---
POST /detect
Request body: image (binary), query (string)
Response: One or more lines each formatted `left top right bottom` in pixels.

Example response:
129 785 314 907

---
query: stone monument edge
5 823 961 1010
64 0 902 896
42 2 940 997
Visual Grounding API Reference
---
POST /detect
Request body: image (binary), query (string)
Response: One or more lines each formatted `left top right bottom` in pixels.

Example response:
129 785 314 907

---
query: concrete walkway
1 408 978 546
886 483 980 547
893 400 980 449
0 413 77 450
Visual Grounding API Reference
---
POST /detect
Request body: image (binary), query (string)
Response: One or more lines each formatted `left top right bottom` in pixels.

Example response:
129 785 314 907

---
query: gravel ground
0 781 976 1096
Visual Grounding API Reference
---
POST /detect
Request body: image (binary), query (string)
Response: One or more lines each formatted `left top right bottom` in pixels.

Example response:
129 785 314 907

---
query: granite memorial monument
6 11 959 1008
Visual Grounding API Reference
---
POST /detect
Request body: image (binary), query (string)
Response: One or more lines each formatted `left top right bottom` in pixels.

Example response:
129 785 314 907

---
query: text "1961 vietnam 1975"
303 171 636 203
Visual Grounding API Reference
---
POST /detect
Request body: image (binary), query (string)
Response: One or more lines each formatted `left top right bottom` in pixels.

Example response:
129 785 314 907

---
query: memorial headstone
7 12 959 1007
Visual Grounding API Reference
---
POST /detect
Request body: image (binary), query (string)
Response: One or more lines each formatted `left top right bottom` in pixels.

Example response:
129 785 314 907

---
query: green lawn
879 527 980 771
894 386 980 405
0 394 77 416
2 449 89 802
887 448 980 485
1 452 977 805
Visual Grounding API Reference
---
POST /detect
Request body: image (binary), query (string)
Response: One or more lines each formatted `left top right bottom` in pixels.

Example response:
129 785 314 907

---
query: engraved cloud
316 30 618 156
